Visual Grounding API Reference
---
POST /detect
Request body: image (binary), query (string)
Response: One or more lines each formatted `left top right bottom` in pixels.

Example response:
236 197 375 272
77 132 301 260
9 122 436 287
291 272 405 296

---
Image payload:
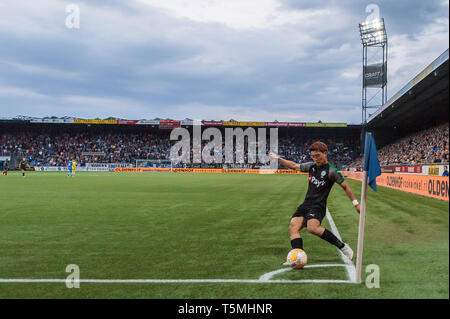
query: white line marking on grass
0 278 353 284
258 264 347 281
0 264 354 285
258 268 292 281
325 207 357 283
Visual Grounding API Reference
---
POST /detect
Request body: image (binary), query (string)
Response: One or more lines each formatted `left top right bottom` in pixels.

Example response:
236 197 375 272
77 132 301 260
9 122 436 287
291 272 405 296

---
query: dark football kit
292 162 345 223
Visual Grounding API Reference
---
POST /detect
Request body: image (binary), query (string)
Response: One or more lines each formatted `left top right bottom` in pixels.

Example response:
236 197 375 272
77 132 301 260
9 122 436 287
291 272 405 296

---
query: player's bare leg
289 217 306 241
283 217 306 265
306 219 325 236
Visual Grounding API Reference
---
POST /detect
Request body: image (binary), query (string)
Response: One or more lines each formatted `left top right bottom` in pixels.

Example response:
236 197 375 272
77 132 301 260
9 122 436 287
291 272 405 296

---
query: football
286 249 308 269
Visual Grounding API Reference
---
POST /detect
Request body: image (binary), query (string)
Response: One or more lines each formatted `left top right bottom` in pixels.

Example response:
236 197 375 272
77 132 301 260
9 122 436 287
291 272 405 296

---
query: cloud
0 0 448 125
136 0 337 30
388 16 449 93
0 60 86 81
0 86 50 99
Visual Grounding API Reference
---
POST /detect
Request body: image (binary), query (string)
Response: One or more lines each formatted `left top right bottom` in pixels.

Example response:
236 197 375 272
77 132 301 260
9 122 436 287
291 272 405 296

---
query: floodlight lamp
359 18 387 46
373 19 381 30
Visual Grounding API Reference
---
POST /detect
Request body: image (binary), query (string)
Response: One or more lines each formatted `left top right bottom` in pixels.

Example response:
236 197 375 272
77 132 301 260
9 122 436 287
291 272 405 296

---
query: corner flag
355 132 381 283
363 132 382 191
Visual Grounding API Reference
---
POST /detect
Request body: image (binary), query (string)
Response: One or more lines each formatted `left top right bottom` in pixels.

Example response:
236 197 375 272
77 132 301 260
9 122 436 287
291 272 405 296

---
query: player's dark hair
310 141 328 153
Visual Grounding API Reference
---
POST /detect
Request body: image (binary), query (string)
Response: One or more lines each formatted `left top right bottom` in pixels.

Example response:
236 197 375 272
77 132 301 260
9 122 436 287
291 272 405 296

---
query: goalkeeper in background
67 159 78 177
269 141 360 264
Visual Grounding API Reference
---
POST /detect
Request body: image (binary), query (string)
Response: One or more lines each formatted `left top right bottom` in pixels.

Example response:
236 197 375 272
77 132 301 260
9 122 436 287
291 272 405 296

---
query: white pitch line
0 278 353 284
325 208 357 283
258 264 347 281
258 268 292 281
0 264 353 285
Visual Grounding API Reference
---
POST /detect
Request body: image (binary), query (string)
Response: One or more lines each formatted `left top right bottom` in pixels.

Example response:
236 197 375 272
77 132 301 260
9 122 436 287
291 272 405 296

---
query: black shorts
292 204 326 223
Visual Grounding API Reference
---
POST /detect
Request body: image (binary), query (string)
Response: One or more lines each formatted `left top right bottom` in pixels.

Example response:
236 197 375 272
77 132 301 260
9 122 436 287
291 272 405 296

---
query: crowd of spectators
344 123 449 171
0 132 171 167
278 137 358 168
183 136 358 169
3 123 447 171
0 128 359 169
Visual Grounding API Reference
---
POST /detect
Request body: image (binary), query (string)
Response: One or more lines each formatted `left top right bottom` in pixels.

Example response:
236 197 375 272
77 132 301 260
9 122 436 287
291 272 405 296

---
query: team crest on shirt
321 170 326 177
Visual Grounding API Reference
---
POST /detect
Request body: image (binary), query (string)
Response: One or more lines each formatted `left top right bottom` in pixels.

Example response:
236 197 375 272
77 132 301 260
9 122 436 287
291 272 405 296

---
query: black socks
291 238 303 250
291 230 344 251
320 229 345 249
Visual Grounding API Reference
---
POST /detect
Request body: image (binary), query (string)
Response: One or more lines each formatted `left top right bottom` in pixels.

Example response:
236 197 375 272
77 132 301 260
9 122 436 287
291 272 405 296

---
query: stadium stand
0 122 360 169
344 123 449 170
345 49 449 171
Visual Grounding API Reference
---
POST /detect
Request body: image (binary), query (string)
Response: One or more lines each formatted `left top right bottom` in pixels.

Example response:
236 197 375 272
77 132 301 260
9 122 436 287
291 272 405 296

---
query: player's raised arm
328 165 360 215
269 152 300 170
339 181 360 214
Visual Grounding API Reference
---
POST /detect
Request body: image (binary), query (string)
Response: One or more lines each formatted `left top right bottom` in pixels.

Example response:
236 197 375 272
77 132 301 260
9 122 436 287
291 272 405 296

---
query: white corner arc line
325 207 357 283
258 268 292 281
258 264 347 281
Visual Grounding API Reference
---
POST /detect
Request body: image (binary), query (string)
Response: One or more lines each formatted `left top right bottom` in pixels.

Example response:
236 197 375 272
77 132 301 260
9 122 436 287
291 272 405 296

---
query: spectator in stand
344 123 449 170
443 165 449 177
0 129 360 169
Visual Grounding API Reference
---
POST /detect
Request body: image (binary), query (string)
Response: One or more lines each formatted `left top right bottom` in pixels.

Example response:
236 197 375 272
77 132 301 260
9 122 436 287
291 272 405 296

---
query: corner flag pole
356 169 368 284
355 132 374 284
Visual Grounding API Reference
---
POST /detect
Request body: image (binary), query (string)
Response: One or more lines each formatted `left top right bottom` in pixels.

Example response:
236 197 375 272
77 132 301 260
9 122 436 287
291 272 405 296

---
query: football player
270 141 360 265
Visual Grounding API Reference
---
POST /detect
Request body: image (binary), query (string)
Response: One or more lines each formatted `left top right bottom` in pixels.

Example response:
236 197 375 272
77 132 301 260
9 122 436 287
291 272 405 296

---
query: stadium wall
29 162 448 176
115 167 306 175
35 163 132 172
381 163 449 176
341 171 449 202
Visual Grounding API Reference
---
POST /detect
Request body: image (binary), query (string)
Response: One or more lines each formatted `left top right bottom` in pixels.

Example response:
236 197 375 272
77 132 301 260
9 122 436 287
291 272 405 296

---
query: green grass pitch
0 171 448 298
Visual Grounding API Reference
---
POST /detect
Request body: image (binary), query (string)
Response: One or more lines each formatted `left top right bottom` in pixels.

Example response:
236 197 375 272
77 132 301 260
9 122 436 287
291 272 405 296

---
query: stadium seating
0 127 359 169
344 123 449 170
1 122 448 170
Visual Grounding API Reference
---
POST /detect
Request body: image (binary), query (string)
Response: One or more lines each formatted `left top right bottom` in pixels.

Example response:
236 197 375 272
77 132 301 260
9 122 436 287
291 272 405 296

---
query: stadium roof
0 116 352 128
368 49 449 124
366 48 449 146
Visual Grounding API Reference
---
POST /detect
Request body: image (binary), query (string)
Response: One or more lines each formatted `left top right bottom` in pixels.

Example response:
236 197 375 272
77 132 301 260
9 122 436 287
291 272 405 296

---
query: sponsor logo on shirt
310 175 326 188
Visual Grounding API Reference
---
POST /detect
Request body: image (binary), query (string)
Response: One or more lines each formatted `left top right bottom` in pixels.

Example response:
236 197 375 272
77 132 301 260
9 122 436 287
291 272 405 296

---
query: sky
0 0 448 124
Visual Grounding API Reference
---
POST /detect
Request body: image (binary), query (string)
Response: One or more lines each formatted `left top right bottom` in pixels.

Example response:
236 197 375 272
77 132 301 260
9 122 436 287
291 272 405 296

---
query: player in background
67 160 72 177
67 159 78 177
1 160 8 176
269 141 360 264
19 157 28 178
72 160 78 176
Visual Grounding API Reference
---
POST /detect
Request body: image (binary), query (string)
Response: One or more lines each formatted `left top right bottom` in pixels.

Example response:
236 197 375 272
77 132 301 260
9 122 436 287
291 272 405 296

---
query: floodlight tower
359 18 388 125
